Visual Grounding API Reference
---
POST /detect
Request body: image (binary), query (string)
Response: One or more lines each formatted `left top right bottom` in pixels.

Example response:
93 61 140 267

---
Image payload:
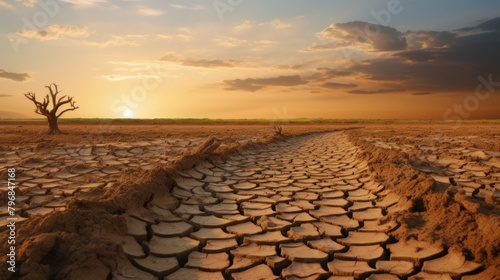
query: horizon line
1 118 499 122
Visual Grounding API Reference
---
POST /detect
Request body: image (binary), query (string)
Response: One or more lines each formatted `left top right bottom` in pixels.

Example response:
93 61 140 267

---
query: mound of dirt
346 128 500 279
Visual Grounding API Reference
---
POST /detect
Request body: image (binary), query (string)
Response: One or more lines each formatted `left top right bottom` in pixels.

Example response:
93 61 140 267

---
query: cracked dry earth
0 138 206 226
118 132 484 280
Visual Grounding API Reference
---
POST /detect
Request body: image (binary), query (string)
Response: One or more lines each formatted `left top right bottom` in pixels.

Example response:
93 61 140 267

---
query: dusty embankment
345 124 500 279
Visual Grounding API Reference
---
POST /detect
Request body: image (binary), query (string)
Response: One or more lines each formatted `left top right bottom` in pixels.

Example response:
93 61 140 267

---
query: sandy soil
346 123 500 279
0 120 498 279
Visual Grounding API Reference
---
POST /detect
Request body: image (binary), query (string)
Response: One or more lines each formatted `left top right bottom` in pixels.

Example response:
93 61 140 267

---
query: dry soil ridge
346 130 499 279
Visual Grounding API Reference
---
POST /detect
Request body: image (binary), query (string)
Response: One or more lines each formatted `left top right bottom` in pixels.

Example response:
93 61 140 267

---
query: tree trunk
47 114 62 134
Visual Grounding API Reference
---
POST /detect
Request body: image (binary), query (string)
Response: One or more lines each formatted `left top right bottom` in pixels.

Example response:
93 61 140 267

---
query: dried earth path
118 132 483 280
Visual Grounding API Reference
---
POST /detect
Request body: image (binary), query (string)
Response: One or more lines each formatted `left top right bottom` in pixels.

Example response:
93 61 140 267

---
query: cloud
321 82 357 89
256 40 277 45
17 25 89 41
169 4 204 10
86 35 138 48
0 94 12 97
307 67 354 82
233 20 253 33
270 19 292 29
275 65 303 70
348 88 404 94
457 17 500 33
160 53 236 68
182 59 235 68
156 29 194 41
316 67 354 78
223 75 308 92
156 34 173 40
101 74 159 81
171 27 195 41
405 31 456 49
316 21 407 51
392 50 435 62
349 58 435 81
0 69 31 82
383 26 498 90
157 34 189 41
301 42 350 52
305 17 500 94
0 1 14 9
137 6 164 16
60 0 107 8
251 40 278 51
213 36 247 47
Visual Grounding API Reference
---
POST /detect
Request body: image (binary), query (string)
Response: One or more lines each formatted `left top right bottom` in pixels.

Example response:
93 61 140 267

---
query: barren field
0 120 498 280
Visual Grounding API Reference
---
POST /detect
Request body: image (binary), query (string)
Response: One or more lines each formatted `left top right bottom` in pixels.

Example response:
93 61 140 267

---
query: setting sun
122 108 134 119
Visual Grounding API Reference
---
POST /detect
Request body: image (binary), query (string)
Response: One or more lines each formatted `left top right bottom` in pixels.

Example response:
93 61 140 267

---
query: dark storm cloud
458 17 500 33
342 17 500 93
225 17 500 94
160 54 235 68
0 69 31 82
347 57 479 92
223 75 308 92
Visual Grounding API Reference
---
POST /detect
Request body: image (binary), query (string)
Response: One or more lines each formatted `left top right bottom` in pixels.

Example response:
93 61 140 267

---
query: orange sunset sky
1 0 499 119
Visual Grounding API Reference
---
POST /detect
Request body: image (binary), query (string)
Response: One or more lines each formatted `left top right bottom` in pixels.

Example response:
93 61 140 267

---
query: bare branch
56 101 79 118
45 83 60 110
57 94 68 104
24 92 35 102
24 92 49 116
54 96 73 111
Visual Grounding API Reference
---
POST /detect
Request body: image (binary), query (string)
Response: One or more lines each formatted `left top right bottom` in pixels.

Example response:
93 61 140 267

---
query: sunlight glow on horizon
0 1 499 119
123 109 134 119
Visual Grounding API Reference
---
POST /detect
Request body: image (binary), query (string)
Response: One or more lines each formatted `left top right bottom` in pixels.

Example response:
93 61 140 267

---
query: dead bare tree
24 83 79 134
273 125 283 137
